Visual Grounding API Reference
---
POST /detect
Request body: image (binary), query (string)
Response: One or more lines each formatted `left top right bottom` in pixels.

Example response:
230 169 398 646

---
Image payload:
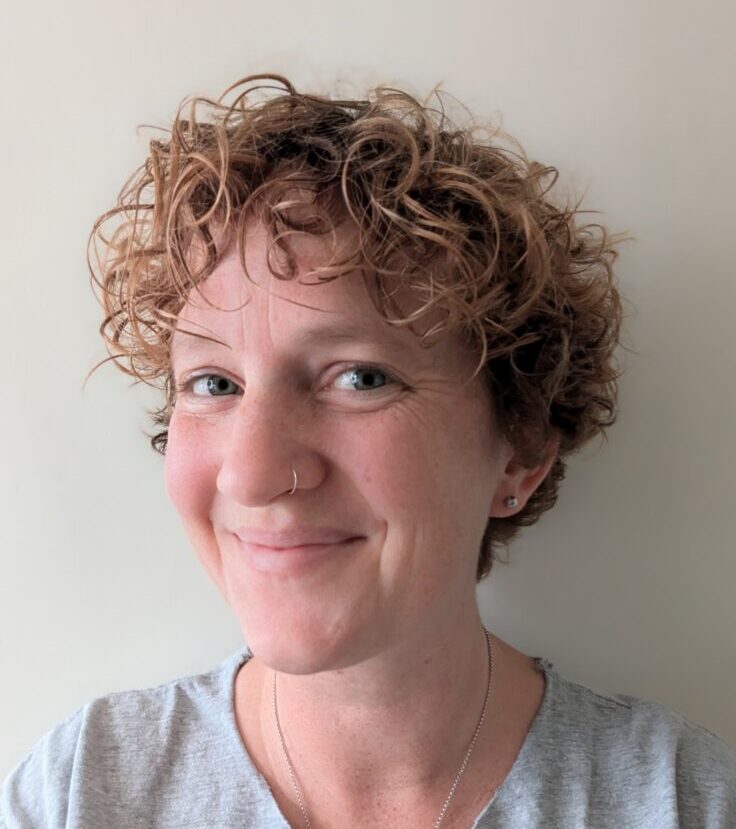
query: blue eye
334 366 391 392
191 374 240 396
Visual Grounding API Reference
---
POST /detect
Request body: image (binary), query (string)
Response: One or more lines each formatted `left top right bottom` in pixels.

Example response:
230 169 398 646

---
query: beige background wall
2 0 734 776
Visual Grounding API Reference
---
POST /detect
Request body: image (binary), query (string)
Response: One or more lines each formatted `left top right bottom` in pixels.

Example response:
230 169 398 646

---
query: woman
2 74 734 828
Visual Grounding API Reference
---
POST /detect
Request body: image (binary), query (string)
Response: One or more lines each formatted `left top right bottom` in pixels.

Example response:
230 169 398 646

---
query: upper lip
233 525 361 549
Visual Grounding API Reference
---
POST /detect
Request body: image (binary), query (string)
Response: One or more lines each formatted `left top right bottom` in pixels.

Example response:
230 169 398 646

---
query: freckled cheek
354 419 437 503
164 415 219 522
355 410 484 530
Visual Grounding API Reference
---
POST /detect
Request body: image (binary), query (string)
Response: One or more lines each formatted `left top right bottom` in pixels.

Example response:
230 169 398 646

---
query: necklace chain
272 628 494 829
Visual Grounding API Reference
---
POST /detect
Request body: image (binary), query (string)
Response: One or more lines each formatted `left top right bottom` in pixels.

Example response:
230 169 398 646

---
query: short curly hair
89 73 626 581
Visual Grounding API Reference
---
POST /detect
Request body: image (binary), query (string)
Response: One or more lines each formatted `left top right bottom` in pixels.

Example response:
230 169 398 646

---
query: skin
165 220 556 828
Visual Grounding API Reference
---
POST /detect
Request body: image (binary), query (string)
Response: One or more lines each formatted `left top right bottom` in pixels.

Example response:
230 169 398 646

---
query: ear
489 433 560 517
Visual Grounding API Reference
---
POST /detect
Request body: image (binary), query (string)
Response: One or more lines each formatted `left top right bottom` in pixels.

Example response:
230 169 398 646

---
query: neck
245 612 494 811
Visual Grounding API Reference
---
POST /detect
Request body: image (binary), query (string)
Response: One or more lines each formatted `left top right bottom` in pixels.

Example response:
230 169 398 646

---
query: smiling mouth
232 525 362 548
233 535 365 574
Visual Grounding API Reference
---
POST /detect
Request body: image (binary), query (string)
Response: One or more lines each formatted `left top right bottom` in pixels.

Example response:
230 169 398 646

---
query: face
165 221 516 673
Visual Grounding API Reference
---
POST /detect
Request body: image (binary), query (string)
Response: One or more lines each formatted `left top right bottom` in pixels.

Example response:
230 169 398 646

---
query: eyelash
175 364 400 398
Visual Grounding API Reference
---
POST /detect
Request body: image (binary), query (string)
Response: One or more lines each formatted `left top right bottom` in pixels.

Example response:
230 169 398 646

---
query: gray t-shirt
2 647 735 828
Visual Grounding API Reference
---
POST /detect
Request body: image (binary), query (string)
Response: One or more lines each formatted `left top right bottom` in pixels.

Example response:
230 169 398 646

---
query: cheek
351 413 485 546
164 413 218 522
357 403 492 506
356 402 495 562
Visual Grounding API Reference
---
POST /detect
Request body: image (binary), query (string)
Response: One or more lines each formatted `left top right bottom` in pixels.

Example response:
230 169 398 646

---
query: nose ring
288 466 298 495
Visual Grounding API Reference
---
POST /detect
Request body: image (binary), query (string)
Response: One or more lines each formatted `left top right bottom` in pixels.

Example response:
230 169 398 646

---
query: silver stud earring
504 496 518 509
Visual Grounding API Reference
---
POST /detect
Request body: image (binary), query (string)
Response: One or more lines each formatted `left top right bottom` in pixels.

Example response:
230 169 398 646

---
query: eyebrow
170 322 416 360
170 329 230 360
295 323 409 352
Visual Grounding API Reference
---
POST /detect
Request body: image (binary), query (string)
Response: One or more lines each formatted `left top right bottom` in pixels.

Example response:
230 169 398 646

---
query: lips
233 525 361 549
232 527 364 575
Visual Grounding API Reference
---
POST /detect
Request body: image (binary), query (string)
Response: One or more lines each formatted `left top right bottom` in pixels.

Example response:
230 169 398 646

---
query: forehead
173 262 401 353
170 221 475 375
171 226 477 380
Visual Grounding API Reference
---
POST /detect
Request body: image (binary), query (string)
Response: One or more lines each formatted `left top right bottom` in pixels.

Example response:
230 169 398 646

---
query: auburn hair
89 73 626 580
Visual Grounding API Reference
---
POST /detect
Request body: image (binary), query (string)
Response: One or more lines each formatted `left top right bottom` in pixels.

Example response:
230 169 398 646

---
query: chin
238 611 370 675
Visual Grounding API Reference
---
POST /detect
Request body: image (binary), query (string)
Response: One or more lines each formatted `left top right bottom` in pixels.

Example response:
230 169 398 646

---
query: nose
215 389 322 506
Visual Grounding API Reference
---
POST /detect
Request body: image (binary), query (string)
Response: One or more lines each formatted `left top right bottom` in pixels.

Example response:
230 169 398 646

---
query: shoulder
505 658 736 827
546 661 735 767
0 649 252 828
0 703 86 828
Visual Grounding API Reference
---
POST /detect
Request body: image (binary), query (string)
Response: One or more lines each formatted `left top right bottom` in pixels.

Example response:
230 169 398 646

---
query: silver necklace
272 628 494 829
